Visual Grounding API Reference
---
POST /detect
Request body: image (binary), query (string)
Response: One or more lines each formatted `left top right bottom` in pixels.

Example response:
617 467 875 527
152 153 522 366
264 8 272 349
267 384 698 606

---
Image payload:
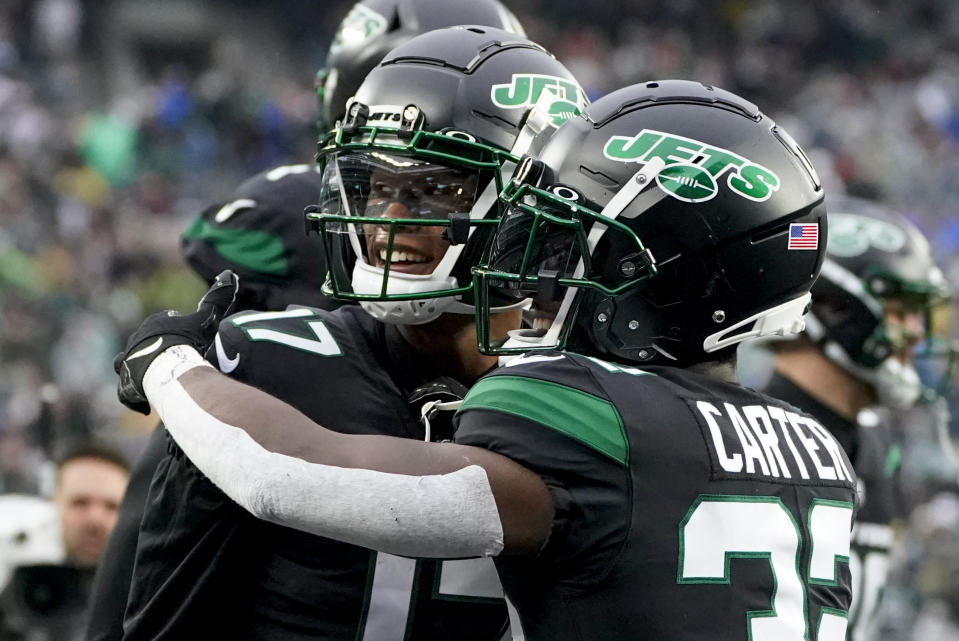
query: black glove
407 376 469 442
114 270 240 414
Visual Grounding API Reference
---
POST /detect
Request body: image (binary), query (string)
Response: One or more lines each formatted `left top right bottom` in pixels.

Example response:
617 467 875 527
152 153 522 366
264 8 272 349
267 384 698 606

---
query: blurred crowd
1 0 959 637
0 0 326 485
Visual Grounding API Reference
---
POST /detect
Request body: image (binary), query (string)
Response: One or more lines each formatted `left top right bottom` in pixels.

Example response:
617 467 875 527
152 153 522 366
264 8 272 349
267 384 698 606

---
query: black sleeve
84 426 168 641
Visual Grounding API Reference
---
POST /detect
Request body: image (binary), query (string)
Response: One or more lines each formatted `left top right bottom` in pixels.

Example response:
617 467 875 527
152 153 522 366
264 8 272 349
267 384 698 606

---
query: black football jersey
123 305 509 641
762 373 899 641
454 352 857 641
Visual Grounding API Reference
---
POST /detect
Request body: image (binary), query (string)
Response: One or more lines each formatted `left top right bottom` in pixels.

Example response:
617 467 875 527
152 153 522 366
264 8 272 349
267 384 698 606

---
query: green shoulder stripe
183 218 288 275
460 375 627 465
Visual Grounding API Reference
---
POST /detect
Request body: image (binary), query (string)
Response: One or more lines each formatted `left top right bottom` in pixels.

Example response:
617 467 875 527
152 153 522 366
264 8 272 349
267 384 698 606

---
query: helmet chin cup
352 259 460 324
352 258 459 296
873 357 922 410
360 298 457 324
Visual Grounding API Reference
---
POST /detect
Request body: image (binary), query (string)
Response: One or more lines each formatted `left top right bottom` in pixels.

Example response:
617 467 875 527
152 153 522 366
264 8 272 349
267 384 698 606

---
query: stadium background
0 0 958 635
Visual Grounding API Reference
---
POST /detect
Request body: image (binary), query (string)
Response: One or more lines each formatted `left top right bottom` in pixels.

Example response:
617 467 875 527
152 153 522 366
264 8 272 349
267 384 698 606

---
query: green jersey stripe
182 218 287 275
460 375 627 465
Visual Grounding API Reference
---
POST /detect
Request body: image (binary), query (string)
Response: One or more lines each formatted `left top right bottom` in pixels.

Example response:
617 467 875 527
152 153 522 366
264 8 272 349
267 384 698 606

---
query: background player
116 79 858 641
756 194 952 641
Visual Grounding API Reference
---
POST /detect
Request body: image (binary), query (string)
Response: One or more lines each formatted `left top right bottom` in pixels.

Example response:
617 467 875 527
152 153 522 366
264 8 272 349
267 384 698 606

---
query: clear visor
485 199 585 301
318 150 485 274
475 189 588 352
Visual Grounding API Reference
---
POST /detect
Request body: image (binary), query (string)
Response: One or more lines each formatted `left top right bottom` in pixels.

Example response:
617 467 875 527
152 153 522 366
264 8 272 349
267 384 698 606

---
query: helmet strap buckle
536 269 560 302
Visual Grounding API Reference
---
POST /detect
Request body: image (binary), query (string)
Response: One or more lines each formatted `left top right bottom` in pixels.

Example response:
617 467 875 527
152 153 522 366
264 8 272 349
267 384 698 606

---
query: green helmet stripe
459 375 627 465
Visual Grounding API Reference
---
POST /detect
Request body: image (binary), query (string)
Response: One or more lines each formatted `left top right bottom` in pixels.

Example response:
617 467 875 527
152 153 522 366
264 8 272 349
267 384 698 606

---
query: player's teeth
533 317 552 330
379 249 429 263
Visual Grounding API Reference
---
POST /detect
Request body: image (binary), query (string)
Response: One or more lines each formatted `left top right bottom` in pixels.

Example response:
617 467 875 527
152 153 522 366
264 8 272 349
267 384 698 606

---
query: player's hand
114 270 240 414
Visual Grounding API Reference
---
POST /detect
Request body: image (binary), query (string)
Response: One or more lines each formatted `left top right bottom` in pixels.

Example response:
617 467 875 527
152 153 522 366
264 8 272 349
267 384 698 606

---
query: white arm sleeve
142 346 504 558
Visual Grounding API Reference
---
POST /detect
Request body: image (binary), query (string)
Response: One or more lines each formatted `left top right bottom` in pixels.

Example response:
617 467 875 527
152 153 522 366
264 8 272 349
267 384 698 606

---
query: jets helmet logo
329 4 388 53
603 129 781 203
490 74 589 127
827 212 907 257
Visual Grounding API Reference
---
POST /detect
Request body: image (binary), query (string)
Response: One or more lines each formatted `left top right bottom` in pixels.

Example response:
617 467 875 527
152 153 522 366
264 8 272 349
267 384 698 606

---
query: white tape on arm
142 347 505 558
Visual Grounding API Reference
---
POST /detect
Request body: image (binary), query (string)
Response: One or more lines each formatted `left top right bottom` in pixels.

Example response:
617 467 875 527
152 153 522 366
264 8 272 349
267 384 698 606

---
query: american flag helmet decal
787 222 819 250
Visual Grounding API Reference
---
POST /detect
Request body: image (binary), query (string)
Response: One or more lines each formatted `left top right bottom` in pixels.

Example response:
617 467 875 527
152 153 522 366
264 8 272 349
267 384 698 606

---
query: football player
113 26 586 641
757 194 953 641
116 80 859 641
85 2 533 641
84 165 348 641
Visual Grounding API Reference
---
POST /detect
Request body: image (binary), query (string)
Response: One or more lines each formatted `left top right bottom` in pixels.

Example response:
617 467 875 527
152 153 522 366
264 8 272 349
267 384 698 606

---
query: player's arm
137 344 553 558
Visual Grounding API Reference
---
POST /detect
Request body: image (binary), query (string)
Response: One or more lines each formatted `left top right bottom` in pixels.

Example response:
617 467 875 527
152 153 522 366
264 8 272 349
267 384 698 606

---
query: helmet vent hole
466 27 486 33
646 82 659 89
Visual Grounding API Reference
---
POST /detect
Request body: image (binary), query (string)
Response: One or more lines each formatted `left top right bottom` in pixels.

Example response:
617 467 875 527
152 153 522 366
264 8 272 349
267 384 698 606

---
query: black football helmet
805 195 954 407
181 164 344 311
473 79 827 366
316 0 525 131
309 26 588 324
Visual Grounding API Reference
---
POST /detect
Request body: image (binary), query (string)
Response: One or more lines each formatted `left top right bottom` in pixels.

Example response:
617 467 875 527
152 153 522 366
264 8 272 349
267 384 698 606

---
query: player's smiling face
363 161 478 275
366 205 448 276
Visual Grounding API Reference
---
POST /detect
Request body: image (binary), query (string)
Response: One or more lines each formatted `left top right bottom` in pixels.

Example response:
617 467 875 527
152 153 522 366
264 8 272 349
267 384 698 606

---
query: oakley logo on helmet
603 129 781 202
827 213 907 258
490 74 588 127
329 4 389 53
